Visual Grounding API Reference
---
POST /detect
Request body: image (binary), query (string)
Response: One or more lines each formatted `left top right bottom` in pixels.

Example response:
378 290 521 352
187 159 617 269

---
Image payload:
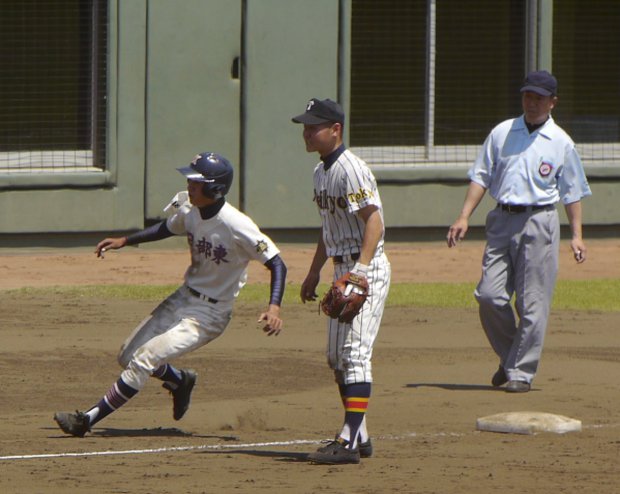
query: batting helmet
177 152 234 199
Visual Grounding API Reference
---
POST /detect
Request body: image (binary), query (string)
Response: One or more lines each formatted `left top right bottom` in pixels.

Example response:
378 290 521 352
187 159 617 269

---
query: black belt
333 252 360 264
186 286 218 304
497 203 553 214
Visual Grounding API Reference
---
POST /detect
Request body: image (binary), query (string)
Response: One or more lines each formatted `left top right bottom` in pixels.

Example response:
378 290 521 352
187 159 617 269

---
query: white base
476 411 582 435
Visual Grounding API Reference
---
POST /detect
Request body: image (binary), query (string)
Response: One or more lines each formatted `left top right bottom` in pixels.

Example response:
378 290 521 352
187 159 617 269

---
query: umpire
447 70 591 393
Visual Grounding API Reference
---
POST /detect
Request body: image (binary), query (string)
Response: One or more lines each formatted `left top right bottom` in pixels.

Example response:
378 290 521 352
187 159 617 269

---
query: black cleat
492 366 508 387
163 369 197 420
54 411 91 437
359 438 373 458
308 438 360 465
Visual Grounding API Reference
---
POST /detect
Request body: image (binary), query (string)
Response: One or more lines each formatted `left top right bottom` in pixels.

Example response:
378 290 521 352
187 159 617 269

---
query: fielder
54 152 287 437
293 98 391 464
447 71 591 393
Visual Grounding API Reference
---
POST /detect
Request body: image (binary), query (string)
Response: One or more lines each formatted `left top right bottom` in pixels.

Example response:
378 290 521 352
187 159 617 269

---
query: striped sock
340 382 371 449
152 363 183 387
85 378 138 426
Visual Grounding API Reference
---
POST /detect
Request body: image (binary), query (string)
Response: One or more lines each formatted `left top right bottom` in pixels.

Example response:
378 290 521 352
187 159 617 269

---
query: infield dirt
0 239 618 493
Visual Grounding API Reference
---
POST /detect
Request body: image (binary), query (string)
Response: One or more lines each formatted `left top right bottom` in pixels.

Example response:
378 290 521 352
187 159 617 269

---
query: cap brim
291 113 332 124
176 165 206 181
520 85 554 96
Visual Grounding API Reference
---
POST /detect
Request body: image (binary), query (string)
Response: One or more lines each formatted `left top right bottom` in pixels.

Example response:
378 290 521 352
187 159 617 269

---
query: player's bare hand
300 272 320 303
447 218 468 248
258 304 282 336
95 237 128 258
570 238 587 263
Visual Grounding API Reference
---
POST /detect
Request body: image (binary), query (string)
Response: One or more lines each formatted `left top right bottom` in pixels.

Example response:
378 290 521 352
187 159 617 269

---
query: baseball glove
321 272 369 323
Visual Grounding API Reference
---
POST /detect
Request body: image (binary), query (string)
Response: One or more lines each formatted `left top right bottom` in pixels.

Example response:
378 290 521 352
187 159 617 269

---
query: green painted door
145 0 242 220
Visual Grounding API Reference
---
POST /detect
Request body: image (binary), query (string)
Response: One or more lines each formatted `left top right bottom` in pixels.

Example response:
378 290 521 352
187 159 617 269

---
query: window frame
0 0 113 189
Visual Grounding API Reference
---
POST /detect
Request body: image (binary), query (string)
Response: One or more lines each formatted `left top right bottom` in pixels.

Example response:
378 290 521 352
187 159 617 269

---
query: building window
0 0 107 173
350 0 427 149
553 0 620 166
350 0 619 169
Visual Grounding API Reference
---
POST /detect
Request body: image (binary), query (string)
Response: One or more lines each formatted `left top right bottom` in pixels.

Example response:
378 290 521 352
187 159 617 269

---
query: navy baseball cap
520 70 557 96
292 98 345 125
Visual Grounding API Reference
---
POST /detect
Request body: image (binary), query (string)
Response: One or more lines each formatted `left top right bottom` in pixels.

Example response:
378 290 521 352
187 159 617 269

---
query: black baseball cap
291 98 345 125
520 70 557 96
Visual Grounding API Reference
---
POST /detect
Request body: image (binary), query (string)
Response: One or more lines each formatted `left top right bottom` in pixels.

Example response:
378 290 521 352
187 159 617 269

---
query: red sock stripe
344 397 369 412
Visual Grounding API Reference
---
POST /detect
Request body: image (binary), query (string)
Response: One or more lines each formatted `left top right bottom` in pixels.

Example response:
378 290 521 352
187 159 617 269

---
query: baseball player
54 152 287 437
293 98 391 464
447 71 591 393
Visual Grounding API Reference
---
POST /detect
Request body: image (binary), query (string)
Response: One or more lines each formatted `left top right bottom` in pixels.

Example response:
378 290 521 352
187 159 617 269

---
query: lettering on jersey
212 244 229 264
187 233 229 264
196 237 213 258
347 187 374 205
255 239 269 254
314 189 348 214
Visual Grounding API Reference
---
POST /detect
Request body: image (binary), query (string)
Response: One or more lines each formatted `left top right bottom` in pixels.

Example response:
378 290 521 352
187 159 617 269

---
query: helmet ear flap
202 182 225 199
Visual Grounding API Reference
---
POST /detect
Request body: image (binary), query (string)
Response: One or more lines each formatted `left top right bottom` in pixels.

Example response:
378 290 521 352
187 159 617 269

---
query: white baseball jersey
118 192 280 390
165 191 279 303
313 147 385 257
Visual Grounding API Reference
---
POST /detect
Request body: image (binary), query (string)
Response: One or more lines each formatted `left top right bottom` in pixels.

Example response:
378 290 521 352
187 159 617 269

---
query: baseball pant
475 206 559 383
118 286 232 390
328 251 391 384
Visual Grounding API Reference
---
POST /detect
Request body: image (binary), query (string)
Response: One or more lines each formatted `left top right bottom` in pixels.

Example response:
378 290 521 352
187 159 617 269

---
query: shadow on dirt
406 383 508 391
200 449 310 462
45 426 239 440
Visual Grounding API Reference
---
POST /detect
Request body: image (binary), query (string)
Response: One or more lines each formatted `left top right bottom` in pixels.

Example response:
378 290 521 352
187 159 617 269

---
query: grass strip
6 279 620 312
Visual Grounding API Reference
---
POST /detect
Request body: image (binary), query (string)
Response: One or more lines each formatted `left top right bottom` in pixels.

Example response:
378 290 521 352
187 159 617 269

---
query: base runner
54 152 286 437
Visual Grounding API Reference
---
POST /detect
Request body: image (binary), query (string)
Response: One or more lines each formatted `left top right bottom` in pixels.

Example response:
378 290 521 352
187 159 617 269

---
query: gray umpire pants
475 205 560 384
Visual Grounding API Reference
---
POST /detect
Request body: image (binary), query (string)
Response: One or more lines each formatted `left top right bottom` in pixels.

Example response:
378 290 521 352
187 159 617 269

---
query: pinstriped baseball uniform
314 145 391 384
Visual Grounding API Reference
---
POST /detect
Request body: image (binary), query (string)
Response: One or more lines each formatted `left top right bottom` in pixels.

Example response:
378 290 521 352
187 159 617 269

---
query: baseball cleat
506 380 531 393
163 369 197 420
359 438 373 458
308 437 360 465
491 366 508 387
54 411 91 437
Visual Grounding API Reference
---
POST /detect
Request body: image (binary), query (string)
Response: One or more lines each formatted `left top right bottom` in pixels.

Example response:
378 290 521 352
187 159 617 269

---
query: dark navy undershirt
525 116 549 134
264 254 287 306
321 143 346 171
125 221 173 245
198 197 226 219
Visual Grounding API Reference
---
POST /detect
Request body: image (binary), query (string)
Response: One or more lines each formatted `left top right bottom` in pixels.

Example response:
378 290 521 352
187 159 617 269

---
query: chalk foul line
1 425 617 462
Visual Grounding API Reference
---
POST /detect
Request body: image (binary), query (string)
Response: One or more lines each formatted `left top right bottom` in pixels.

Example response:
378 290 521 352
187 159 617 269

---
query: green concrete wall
242 0 340 227
0 0 617 237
